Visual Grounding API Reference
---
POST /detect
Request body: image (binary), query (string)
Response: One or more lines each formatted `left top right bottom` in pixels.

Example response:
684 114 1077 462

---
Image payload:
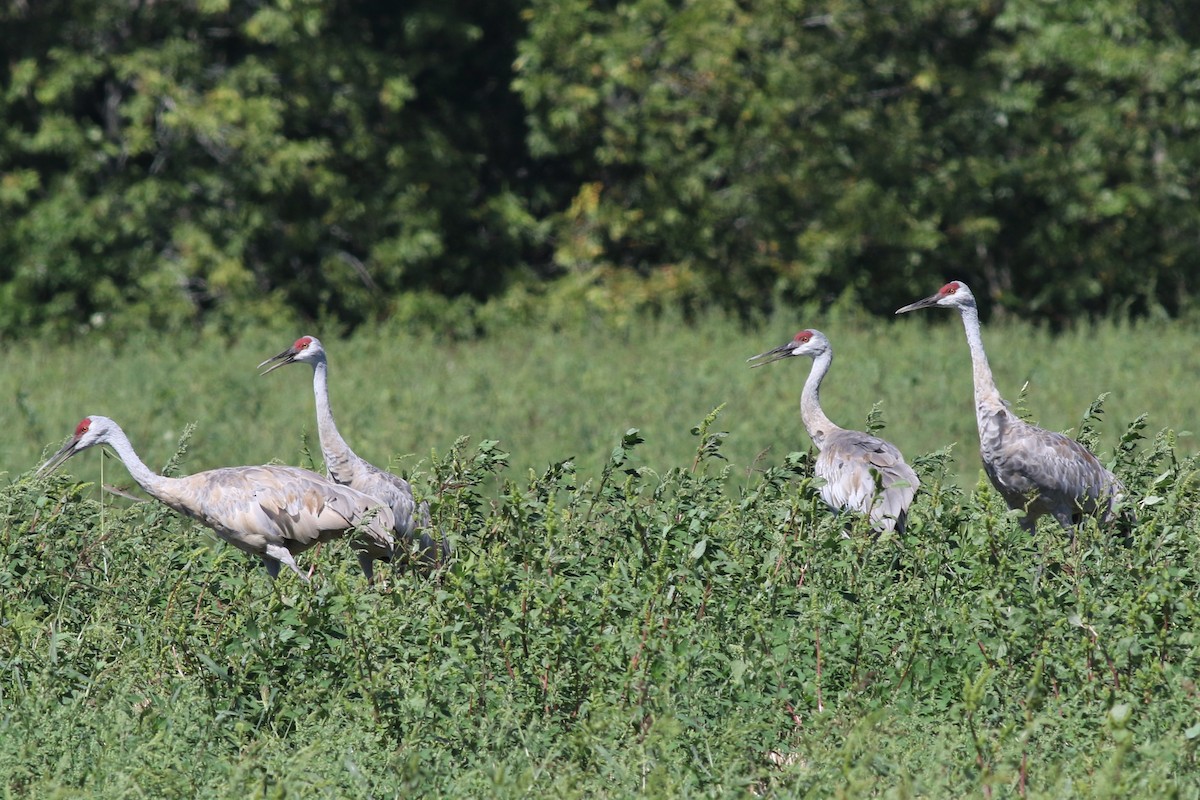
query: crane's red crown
940 282 961 295
794 330 814 343
294 336 314 350
74 418 91 437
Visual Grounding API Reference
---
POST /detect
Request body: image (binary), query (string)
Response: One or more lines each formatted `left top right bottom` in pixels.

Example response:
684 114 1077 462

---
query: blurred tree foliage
1 0 1198 336
516 0 1200 321
0 0 541 335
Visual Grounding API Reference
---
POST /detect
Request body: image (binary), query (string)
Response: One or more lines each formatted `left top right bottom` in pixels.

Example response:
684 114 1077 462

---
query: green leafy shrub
3 401 1199 796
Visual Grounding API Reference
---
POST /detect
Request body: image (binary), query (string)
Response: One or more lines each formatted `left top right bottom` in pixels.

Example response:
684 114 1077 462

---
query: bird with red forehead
36 415 396 581
260 336 450 571
749 328 919 534
897 280 1125 532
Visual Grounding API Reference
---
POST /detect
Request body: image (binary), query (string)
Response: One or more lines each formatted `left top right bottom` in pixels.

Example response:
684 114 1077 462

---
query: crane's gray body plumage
978 408 1121 529
897 281 1124 532
261 337 451 568
324 440 446 569
817 428 919 534
750 329 919 534
37 416 396 580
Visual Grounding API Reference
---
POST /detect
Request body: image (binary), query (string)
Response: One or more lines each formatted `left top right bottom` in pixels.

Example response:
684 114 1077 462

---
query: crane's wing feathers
333 457 447 567
351 461 418 534
989 418 1123 501
177 466 395 557
816 430 919 531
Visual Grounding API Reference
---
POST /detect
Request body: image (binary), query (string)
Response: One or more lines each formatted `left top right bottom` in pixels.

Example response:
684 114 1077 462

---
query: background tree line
2 0 1198 337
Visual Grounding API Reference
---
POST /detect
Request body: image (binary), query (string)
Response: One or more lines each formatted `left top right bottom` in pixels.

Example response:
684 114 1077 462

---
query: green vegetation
3 1 1200 335
2 316 1198 796
5 1 1199 794
3 312 1196 490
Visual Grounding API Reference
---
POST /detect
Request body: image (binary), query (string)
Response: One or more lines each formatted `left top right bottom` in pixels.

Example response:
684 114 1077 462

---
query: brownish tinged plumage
749 329 919 534
36 416 396 581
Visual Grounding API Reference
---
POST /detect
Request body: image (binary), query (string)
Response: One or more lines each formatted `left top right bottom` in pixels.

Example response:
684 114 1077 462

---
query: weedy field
1 312 1199 797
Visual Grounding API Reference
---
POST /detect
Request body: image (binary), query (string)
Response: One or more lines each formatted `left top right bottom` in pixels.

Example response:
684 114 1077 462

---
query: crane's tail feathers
264 545 309 583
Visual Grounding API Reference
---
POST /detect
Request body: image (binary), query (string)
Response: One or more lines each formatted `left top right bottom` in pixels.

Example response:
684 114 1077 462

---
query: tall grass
2 311 1195 490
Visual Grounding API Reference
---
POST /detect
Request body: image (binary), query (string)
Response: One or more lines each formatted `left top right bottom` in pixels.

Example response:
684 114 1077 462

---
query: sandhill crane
36 416 397 581
259 336 450 568
896 280 1125 531
749 329 919 534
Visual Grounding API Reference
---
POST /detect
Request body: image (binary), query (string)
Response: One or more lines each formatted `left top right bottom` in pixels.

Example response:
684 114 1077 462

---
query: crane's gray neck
102 425 174 502
800 350 839 449
959 303 1005 414
311 359 358 481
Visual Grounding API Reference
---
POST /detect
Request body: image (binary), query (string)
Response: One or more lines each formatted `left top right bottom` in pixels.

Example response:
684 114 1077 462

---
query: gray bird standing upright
750 329 919 534
896 280 1125 531
260 336 451 568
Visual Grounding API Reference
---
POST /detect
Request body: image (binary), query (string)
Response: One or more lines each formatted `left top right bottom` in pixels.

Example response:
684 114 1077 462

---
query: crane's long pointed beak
895 293 943 314
258 348 297 375
747 342 795 367
36 437 80 478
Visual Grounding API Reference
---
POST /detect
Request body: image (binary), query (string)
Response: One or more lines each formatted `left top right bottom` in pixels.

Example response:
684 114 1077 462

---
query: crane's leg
415 528 452 569
263 556 281 579
356 552 376 585
305 541 324 580
265 543 309 583
416 530 436 566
